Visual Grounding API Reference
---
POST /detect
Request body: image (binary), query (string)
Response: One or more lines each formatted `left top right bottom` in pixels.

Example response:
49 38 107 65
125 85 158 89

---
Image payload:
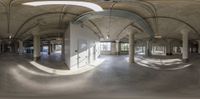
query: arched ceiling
0 0 199 41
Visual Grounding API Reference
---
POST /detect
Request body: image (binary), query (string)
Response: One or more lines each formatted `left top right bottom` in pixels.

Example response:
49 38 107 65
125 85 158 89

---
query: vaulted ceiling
0 0 200 41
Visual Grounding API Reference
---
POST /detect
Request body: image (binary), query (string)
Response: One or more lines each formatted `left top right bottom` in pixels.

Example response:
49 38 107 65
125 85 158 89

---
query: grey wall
66 23 100 70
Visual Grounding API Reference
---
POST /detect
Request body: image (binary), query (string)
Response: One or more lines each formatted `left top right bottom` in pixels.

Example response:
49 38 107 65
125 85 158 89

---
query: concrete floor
24 52 67 69
1 53 200 99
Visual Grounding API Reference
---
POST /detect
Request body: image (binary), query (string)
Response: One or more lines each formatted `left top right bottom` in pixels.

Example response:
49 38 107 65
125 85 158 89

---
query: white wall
65 23 100 70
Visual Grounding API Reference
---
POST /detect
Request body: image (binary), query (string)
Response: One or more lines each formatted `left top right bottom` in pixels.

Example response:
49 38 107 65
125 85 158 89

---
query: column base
145 53 151 57
34 57 40 61
145 51 151 57
182 58 189 63
116 52 120 55
166 53 173 56
129 59 135 64
129 61 135 64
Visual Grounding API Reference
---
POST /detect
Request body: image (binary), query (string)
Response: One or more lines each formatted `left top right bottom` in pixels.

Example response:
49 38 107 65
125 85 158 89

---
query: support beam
145 40 151 57
166 39 173 56
48 42 51 55
32 26 41 61
129 32 135 64
111 42 116 55
33 34 41 61
52 44 55 53
181 29 189 62
62 44 65 59
2 42 4 53
116 40 120 55
198 40 200 54
0 40 1 53
18 40 23 55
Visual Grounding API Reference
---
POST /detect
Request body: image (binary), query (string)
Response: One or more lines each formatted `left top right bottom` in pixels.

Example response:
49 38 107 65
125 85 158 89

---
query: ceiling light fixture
106 35 110 39
9 35 12 39
22 1 104 12
154 35 162 39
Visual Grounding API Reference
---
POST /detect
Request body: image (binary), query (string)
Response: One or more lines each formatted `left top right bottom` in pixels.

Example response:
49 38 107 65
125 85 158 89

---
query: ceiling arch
145 16 199 37
74 9 155 37
117 23 144 40
13 12 78 39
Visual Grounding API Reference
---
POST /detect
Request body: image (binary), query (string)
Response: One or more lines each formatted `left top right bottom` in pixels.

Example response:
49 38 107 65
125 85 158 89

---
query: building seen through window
121 43 129 51
100 42 111 51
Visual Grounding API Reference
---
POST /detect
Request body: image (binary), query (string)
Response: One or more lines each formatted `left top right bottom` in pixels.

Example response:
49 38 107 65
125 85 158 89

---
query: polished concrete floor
1 53 200 99
24 52 67 69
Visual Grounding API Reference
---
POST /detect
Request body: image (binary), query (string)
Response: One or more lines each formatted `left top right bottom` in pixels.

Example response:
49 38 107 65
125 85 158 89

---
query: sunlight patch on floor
126 56 192 70
29 59 104 75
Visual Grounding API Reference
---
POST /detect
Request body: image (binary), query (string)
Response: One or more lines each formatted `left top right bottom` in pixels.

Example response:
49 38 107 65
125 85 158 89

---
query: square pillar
166 39 173 56
129 32 135 64
116 40 120 55
18 40 23 55
1 42 5 53
181 29 189 62
145 40 151 57
0 40 1 53
33 34 41 61
197 40 200 54
48 42 51 55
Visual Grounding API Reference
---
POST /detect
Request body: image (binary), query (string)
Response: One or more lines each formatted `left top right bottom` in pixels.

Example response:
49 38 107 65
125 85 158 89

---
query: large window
121 43 129 51
100 42 111 51
42 46 48 52
55 45 62 51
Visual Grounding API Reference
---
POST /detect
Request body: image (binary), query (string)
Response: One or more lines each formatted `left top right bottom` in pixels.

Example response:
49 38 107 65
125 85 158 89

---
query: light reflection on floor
2 53 200 99
29 58 105 75
126 55 192 70
9 67 89 93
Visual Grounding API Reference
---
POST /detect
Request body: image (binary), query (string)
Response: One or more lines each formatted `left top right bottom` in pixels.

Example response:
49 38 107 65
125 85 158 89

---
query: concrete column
166 39 173 55
197 40 200 54
142 42 144 54
145 40 151 57
111 42 116 55
14 42 17 53
62 44 65 58
129 32 135 64
115 40 120 55
18 40 23 55
2 42 4 53
181 29 189 62
33 34 41 61
51 44 55 53
0 40 2 53
48 42 51 55
50 44 53 53
54 44 56 52
152 45 155 54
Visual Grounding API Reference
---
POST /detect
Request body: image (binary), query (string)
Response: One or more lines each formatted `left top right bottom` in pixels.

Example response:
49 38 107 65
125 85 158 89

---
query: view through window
100 42 111 51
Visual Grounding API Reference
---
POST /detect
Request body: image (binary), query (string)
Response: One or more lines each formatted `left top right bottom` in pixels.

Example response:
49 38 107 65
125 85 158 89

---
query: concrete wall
65 23 100 70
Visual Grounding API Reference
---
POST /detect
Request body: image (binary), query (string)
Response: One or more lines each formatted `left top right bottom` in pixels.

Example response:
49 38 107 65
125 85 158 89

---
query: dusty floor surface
1 53 200 99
